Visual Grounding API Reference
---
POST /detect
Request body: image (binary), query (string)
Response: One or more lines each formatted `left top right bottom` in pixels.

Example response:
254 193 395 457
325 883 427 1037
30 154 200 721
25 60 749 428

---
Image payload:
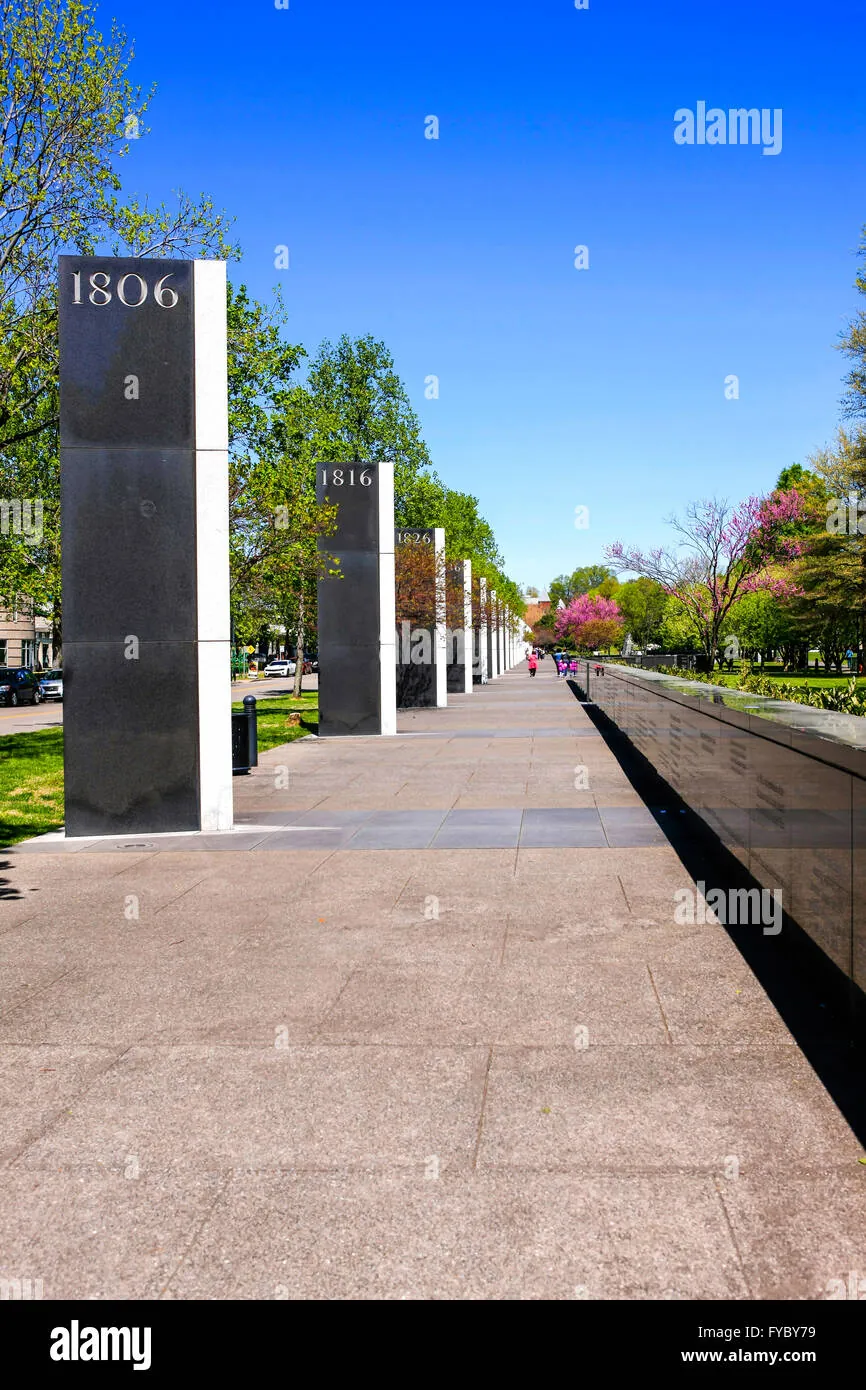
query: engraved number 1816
321 468 372 487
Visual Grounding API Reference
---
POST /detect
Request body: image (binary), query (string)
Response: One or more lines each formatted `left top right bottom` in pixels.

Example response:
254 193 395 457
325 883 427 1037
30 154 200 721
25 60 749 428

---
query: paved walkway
1 663 864 1298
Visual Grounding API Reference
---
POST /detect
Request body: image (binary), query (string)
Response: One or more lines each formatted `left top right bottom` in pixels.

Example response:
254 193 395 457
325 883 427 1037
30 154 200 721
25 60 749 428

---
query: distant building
522 598 551 630
0 603 54 668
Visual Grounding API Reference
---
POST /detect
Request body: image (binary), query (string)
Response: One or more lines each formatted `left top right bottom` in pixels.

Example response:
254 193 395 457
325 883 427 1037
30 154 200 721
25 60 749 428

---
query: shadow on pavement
0 858 23 899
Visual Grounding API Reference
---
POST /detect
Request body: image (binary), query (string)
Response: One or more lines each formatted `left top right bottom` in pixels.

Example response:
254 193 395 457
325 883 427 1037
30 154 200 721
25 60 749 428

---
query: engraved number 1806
70 271 179 308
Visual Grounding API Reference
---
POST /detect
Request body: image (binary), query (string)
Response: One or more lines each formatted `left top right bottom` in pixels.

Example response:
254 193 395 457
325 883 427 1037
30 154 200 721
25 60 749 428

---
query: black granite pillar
58 256 232 837
316 461 395 736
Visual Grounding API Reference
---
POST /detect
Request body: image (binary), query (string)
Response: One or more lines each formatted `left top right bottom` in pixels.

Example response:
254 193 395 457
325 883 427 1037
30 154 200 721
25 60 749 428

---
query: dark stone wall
586 662 863 991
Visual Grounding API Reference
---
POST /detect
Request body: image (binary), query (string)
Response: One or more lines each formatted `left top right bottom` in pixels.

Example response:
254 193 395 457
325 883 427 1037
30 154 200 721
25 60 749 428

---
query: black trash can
232 695 258 774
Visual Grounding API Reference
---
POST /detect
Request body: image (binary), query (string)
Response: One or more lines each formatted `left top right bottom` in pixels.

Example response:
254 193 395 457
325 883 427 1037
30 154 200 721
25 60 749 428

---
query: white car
263 659 296 678
39 669 64 701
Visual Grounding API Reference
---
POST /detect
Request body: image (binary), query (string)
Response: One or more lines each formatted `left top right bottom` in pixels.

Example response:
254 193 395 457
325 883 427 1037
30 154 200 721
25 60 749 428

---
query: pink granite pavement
1 661 864 1299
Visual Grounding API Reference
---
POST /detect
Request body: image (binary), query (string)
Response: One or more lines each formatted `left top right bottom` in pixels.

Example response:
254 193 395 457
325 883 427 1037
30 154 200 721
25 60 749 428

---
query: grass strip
0 695 319 847
0 728 64 849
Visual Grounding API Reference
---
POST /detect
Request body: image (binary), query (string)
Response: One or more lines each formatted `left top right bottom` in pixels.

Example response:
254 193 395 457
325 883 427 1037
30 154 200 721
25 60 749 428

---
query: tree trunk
292 591 305 698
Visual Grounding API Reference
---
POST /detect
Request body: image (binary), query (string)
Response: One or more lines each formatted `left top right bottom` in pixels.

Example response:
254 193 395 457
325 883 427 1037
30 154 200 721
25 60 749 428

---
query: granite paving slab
2 663 862 1300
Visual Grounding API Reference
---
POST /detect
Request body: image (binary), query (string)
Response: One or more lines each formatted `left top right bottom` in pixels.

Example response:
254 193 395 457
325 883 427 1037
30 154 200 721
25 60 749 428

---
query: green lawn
0 728 64 849
0 693 318 849
232 690 319 751
710 669 866 692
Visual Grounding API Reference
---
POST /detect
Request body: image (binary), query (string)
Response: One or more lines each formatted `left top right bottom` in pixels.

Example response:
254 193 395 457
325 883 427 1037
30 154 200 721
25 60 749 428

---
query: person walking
528 652 538 678
568 657 578 680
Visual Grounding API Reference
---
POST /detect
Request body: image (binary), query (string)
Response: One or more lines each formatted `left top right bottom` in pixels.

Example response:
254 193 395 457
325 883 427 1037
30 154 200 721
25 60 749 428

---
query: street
0 675 319 737
0 701 63 737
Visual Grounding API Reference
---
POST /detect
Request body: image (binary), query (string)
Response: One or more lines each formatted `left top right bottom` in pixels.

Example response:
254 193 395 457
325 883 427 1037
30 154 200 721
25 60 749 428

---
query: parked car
263 659 296 678
38 669 64 702
0 668 44 706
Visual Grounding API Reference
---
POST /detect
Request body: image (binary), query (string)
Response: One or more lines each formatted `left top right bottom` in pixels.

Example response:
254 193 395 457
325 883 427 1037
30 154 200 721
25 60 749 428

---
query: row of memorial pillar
474 572 522 686
316 462 524 737
392 526 521 712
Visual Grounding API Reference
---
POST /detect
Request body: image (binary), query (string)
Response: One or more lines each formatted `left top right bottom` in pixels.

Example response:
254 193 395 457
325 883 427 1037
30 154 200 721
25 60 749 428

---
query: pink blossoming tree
554 593 623 652
605 493 803 667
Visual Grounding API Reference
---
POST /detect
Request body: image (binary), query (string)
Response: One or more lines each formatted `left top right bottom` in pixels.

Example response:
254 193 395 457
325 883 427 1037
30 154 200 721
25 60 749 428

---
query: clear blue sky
111 0 865 592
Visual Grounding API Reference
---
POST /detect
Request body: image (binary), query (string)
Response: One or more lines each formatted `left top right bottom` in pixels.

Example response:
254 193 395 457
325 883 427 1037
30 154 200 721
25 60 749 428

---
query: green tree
296 335 523 618
227 284 306 606
0 0 236 451
0 420 61 653
301 334 432 500
397 471 503 574
812 219 866 665
659 594 700 652
0 0 236 653
588 576 621 601
549 565 615 607
794 430 866 667
224 289 354 691
723 590 787 662
840 223 866 421
262 486 339 696
616 577 668 647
